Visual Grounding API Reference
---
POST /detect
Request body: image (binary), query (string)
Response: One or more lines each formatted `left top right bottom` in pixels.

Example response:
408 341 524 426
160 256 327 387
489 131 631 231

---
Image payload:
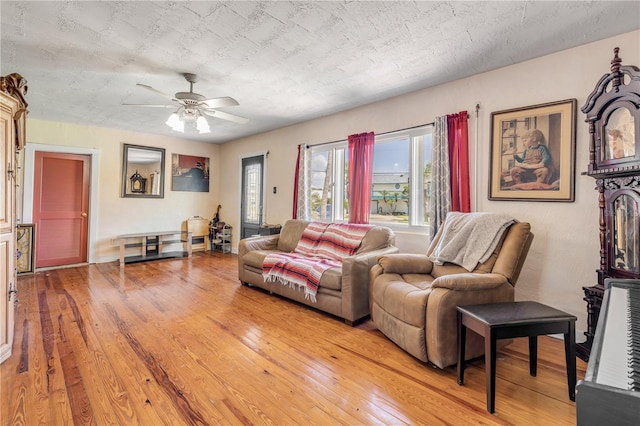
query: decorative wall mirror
121 144 165 198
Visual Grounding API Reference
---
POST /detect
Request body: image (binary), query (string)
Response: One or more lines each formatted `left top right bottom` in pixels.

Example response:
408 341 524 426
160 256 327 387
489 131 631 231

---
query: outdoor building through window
309 124 433 229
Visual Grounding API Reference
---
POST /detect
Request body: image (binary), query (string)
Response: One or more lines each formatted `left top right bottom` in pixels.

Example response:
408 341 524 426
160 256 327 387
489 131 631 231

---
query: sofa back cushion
276 219 310 252
492 222 533 285
277 220 395 258
295 222 330 256
313 223 373 260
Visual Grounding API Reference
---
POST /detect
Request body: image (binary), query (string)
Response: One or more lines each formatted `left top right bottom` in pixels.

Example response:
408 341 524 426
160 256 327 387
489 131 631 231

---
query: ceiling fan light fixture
166 112 184 132
173 120 185 133
196 116 210 134
130 74 247 134
166 112 179 127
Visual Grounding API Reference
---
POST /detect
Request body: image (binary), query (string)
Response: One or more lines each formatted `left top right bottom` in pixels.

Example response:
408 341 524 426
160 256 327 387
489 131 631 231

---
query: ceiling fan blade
202 96 239 109
202 109 248 124
122 103 176 108
136 83 176 101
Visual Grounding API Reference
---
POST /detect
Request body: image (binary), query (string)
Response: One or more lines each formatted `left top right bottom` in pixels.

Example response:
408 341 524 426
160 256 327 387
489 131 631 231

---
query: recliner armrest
431 273 508 291
342 245 399 322
377 253 433 275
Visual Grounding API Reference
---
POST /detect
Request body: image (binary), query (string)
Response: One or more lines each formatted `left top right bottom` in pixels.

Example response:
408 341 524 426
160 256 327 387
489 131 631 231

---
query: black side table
457 301 576 414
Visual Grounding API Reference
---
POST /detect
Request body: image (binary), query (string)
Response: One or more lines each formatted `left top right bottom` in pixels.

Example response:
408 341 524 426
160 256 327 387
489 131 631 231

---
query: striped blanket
262 222 373 301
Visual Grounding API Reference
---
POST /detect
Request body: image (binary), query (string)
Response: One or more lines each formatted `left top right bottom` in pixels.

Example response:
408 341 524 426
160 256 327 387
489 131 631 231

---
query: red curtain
348 132 375 224
292 144 302 219
447 112 471 212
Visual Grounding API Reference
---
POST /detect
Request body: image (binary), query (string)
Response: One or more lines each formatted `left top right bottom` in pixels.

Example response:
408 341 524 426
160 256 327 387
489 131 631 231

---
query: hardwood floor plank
1 253 587 425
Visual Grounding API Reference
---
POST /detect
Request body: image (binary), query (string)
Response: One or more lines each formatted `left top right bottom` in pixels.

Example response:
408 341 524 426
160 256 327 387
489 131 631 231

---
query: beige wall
20 30 639 335
24 120 220 263
218 30 640 335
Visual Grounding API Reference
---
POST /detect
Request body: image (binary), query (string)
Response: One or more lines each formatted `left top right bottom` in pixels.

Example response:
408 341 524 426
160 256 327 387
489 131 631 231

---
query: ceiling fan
123 73 248 133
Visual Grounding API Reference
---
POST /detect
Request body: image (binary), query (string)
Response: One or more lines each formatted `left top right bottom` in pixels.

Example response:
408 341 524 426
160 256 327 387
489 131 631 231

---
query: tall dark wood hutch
577 48 640 361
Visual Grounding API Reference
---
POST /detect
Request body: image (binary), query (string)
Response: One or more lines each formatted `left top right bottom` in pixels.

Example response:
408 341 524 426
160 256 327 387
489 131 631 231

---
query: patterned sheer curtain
348 132 375 224
429 116 451 239
292 144 311 220
448 111 471 213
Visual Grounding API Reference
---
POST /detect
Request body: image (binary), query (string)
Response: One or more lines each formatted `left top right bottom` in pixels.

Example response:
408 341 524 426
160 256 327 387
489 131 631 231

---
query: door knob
81 212 87 217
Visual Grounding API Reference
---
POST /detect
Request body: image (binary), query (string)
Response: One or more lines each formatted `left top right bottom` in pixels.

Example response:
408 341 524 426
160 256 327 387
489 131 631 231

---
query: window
309 124 433 228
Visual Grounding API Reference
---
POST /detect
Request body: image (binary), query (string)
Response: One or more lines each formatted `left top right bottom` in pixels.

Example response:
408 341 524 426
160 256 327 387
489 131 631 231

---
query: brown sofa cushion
318 267 343 291
276 219 309 252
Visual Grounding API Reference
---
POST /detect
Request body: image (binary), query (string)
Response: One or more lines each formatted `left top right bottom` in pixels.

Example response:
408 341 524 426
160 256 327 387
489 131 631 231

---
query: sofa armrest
377 253 434 275
341 246 399 322
431 273 508 291
238 235 279 255
237 235 279 282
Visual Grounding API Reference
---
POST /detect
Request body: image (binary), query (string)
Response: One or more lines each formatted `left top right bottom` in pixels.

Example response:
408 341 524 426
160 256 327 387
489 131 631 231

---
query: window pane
371 138 410 225
311 150 333 221
413 132 433 226
243 163 261 223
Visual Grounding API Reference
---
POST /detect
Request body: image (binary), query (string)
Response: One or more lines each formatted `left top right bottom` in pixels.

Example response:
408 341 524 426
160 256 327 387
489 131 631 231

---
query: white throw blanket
428 212 515 271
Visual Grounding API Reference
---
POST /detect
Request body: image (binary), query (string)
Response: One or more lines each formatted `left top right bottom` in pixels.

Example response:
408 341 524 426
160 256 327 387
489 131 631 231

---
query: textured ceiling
1 1 639 143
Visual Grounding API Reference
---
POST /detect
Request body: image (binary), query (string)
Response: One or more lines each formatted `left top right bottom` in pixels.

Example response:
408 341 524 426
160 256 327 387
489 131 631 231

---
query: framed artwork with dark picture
171 154 210 192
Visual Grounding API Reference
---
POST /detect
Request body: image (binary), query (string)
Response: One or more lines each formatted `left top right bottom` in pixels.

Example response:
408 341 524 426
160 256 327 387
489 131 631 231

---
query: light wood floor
1 252 587 425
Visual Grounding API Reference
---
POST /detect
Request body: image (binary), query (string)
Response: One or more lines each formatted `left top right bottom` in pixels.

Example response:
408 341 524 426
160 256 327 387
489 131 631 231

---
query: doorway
240 155 265 239
32 151 90 268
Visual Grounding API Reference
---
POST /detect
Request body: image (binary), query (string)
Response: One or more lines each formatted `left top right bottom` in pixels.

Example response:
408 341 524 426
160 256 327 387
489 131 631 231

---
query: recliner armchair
369 221 533 369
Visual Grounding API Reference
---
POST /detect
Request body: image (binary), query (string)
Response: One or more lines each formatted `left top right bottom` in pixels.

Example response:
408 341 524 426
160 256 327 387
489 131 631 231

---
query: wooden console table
118 231 192 267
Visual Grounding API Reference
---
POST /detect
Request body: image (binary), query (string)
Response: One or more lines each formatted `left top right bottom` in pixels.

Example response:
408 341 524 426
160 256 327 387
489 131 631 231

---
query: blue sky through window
373 138 409 173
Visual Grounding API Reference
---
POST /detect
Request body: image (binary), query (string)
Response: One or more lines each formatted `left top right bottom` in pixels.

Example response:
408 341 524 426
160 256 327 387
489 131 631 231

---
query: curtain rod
306 106 479 149
306 122 433 148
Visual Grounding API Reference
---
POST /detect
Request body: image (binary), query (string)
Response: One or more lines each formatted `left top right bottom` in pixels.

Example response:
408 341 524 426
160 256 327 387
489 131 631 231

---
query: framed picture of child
489 99 577 201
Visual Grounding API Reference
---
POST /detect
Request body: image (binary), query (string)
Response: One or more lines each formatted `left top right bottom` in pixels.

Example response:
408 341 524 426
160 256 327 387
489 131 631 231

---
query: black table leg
486 327 496 414
565 322 576 401
529 335 538 377
457 310 466 385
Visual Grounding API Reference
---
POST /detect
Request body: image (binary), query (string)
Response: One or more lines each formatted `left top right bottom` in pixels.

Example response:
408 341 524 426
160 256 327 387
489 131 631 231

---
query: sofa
369 219 533 368
238 219 398 325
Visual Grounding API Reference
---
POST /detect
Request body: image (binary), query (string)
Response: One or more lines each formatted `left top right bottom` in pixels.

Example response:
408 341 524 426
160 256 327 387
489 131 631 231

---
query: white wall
24 120 221 263
218 30 640 336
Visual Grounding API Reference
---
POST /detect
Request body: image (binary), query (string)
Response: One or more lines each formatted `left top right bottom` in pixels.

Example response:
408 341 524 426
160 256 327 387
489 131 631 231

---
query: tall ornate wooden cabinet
0 74 27 364
577 48 640 361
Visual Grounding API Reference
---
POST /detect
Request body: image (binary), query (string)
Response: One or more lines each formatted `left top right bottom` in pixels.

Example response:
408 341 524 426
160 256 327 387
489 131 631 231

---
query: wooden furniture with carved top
577 47 640 361
0 73 27 364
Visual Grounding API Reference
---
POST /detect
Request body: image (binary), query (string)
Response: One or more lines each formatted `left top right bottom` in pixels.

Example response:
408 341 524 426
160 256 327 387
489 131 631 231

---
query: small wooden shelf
118 231 192 267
